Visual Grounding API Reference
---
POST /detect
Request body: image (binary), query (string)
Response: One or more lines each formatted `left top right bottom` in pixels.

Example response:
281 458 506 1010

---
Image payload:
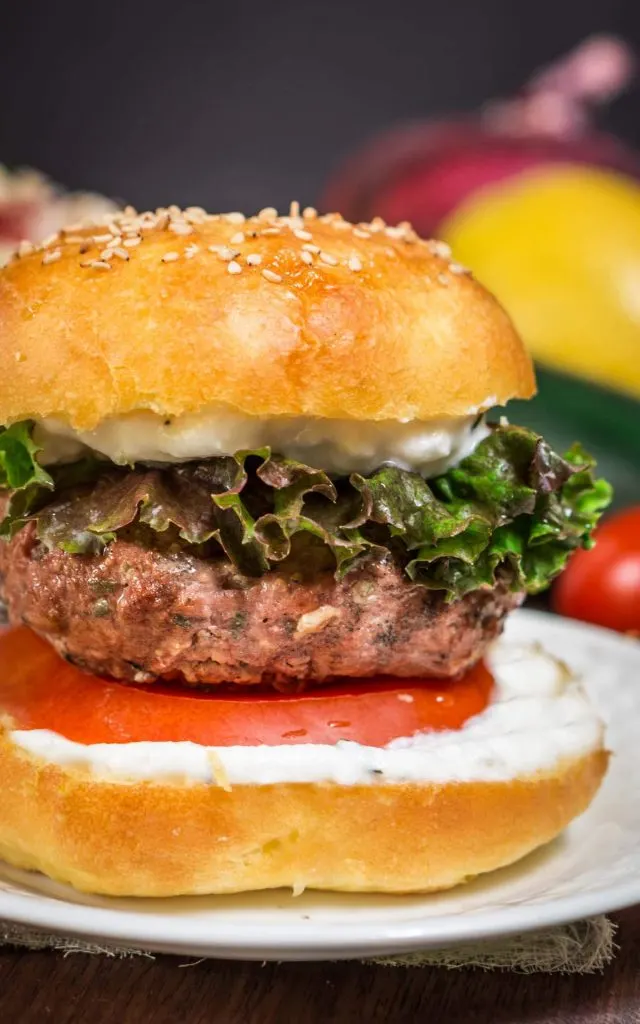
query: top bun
0 204 534 429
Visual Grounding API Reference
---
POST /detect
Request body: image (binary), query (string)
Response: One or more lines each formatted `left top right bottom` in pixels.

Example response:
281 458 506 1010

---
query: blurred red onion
323 36 639 234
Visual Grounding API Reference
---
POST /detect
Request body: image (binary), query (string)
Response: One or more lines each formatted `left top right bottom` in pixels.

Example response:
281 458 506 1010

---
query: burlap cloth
1 916 616 972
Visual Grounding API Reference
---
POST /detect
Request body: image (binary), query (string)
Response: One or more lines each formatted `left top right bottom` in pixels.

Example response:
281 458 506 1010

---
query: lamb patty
0 524 523 690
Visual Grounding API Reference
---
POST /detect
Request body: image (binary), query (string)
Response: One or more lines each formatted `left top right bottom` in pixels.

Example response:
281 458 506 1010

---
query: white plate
1 609 639 961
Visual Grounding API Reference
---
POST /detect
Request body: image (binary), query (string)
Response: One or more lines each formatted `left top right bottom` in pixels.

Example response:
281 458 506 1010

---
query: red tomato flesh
553 506 640 634
0 627 493 748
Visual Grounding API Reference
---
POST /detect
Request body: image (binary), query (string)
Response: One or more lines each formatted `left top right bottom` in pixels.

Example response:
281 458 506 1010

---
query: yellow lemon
441 166 640 397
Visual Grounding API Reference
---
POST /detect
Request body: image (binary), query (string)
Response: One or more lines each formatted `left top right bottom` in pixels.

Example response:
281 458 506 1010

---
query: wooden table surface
1 907 638 1023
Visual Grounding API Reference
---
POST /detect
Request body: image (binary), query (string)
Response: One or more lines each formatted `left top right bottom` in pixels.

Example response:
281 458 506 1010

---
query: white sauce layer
10 645 603 786
35 409 490 477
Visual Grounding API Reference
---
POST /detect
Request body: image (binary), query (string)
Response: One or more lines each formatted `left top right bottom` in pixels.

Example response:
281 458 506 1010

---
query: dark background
1 0 638 212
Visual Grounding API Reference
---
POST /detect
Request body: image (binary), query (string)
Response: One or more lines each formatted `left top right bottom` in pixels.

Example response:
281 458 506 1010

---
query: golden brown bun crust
0 207 535 429
0 730 606 896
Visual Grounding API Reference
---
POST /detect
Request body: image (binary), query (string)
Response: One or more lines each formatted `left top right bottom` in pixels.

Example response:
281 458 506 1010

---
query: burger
0 204 611 896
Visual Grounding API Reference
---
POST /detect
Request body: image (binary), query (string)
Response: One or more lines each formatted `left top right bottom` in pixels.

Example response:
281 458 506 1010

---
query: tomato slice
0 627 493 748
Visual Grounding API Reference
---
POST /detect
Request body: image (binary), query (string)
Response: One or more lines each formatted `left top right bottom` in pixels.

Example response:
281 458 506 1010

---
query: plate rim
1 874 640 960
1 609 639 960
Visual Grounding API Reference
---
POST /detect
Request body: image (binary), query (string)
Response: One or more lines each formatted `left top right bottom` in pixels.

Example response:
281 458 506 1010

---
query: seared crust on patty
0 524 522 689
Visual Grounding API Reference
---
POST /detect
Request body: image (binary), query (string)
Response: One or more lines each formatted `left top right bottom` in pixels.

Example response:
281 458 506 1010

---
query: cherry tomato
552 506 640 633
0 626 493 748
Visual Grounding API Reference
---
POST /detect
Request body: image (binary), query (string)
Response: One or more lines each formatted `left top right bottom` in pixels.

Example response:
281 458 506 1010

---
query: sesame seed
289 201 300 218
300 250 314 265
330 219 351 231
41 249 61 265
169 222 193 236
216 246 239 262
82 260 112 270
123 237 141 248
260 227 281 236
449 261 469 275
185 207 207 223
302 206 317 219
224 212 245 224
246 253 263 266
229 232 245 245
14 351 25 362
227 260 242 275
437 273 449 286
63 222 85 234
40 233 60 248
353 228 371 239
429 240 452 259
293 228 312 241
262 268 282 283
110 247 130 261
161 252 180 263
17 240 34 257
122 206 137 217
141 220 162 233
64 235 86 244
184 243 200 259
385 225 405 239
369 217 386 232
348 255 362 272
99 249 114 260
259 206 278 221
92 233 115 244
302 243 321 254
319 251 338 266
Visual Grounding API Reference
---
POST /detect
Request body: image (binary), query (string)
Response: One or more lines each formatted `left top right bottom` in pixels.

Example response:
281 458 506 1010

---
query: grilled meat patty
0 522 522 690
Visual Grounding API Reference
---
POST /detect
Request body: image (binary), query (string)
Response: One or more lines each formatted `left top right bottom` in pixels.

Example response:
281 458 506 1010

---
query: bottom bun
0 731 607 896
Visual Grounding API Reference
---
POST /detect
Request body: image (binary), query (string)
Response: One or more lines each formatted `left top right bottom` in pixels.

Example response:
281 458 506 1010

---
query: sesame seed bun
0 726 606 896
0 205 535 431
